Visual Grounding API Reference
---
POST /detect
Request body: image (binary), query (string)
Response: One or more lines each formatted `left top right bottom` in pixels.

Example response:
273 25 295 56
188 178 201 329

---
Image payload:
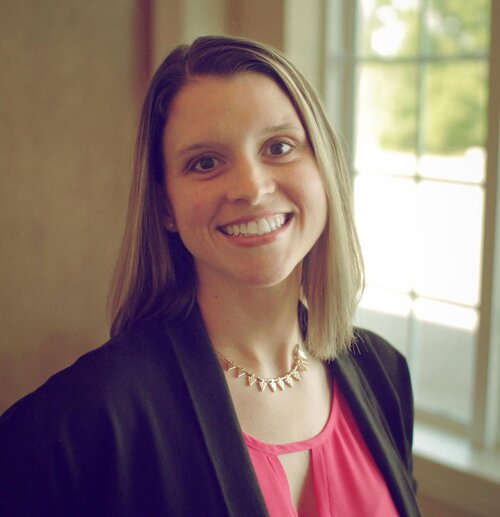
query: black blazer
0 305 420 516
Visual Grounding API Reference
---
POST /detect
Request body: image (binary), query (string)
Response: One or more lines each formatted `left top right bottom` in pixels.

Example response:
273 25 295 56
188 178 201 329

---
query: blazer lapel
163 306 269 517
332 356 420 517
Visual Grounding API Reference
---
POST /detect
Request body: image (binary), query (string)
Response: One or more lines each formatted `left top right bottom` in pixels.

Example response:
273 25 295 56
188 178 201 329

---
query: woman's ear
161 207 178 232
158 194 178 232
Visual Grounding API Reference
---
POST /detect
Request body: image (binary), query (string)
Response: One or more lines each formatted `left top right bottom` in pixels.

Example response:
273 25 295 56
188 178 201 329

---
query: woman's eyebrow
259 123 303 135
176 141 223 158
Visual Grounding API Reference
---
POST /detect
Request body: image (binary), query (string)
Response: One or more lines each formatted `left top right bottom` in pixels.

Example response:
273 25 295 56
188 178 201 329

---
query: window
325 0 499 446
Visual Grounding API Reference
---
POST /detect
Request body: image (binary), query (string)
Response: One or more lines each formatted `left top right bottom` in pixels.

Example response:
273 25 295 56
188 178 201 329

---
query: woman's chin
231 262 302 290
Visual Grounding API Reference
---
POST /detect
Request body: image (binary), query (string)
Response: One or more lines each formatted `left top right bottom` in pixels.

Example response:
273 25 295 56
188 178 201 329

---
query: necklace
219 345 309 393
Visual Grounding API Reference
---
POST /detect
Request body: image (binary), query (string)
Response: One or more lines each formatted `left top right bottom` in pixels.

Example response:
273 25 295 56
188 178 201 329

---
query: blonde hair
109 35 363 360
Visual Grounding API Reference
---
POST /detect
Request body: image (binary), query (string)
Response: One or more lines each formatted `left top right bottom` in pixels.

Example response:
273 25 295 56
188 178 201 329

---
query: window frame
324 0 500 448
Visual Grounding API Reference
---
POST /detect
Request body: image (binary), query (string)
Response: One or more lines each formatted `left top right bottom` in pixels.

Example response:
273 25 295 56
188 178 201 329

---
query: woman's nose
225 157 275 205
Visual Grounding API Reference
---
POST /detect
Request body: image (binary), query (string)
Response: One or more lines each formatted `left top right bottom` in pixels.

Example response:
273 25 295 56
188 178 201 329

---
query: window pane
354 63 418 175
413 298 477 424
421 61 488 183
355 176 416 291
425 0 491 56
358 0 420 57
355 287 412 356
419 148 486 184
416 181 483 305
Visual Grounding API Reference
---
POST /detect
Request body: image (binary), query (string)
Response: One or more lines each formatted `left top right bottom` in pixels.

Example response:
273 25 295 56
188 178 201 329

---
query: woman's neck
196 270 303 375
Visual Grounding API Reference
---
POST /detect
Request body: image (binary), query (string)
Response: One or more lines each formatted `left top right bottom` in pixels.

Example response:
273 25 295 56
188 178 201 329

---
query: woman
0 36 419 516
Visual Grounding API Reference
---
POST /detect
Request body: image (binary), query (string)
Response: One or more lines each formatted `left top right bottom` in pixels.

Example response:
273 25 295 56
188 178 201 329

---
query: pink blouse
243 381 399 516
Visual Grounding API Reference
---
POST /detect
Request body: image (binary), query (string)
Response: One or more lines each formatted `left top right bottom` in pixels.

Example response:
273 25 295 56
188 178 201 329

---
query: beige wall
152 0 325 91
0 0 137 411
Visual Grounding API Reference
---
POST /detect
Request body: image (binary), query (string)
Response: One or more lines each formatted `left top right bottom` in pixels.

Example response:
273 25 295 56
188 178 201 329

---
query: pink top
243 381 398 516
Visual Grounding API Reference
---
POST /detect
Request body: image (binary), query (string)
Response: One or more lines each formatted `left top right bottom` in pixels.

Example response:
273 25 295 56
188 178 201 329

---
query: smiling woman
163 73 327 292
110 38 364 359
0 36 420 516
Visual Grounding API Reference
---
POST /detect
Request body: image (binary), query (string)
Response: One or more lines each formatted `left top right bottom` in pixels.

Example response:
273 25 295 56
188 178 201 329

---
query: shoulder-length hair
109 35 363 360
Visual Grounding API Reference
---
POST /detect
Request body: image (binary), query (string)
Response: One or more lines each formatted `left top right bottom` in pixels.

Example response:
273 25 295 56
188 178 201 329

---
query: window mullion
473 0 500 448
325 0 357 179
407 0 428 382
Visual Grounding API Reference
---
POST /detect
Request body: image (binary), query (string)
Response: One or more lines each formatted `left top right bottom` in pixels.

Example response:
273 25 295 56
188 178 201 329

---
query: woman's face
163 72 327 290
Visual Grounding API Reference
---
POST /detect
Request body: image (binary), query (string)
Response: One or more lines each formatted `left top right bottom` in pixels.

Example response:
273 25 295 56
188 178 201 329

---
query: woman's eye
268 142 292 156
190 156 219 172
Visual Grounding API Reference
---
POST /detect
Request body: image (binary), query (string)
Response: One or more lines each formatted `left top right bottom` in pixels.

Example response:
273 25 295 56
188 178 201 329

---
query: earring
166 220 177 231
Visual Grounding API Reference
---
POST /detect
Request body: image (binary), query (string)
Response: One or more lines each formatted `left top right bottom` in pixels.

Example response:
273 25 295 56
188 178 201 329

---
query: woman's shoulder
0 313 223 515
348 327 411 390
0 317 177 428
335 327 414 458
334 328 414 441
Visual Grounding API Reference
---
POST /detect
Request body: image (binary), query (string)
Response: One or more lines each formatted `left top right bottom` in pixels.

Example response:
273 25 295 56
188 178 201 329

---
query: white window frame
324 0 500 449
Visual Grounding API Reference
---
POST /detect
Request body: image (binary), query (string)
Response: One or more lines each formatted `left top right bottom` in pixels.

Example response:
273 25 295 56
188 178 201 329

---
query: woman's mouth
219 213 291 237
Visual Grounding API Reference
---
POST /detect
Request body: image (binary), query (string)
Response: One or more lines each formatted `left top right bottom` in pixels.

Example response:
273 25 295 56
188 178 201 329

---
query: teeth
258 219 271 234
247 221 258 235
221 214 288 237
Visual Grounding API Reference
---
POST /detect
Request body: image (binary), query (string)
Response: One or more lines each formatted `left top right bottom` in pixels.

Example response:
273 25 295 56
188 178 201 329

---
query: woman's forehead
164 73 304 147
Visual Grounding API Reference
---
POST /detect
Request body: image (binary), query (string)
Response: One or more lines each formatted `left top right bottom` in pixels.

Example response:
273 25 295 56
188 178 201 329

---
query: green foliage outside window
359 0 490 154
